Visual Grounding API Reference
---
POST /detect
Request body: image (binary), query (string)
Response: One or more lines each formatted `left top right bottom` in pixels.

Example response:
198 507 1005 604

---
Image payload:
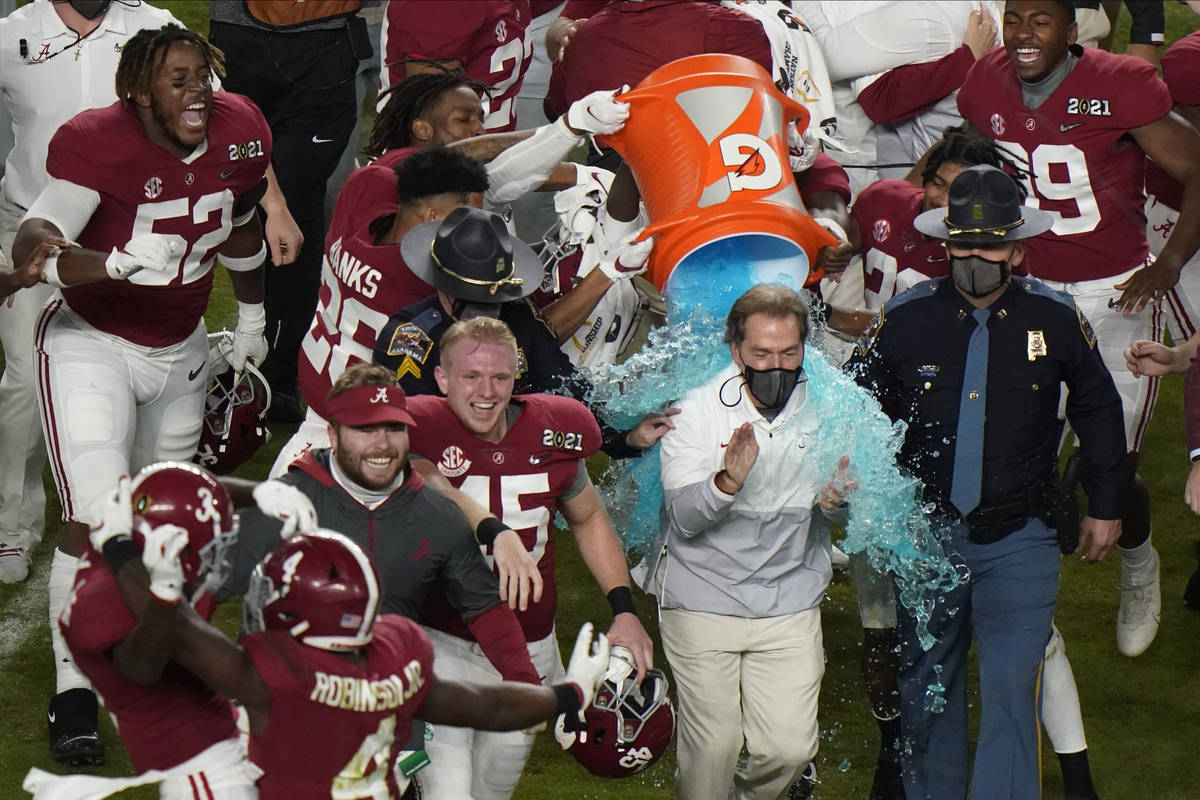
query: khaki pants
659 607 824 800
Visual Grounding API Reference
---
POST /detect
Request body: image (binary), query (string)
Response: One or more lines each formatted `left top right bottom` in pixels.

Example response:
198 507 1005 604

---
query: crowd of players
1 0 1199 799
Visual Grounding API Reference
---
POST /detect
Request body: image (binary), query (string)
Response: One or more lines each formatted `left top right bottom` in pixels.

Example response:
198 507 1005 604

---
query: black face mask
950 252 1011 297
450 299 503 321
68 0 112 20
741 365 805 410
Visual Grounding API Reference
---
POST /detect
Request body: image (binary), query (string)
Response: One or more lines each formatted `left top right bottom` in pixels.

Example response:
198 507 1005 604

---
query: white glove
788 123 819 173
105 234 177 279
564 622 611 720
253 480 318 539
598 232 653 281
566 87 630 136
231 301 268 372
89 476 133 552
141 523 188 604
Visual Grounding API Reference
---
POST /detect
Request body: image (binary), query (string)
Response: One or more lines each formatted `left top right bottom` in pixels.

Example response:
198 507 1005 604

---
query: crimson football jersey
407 394 601 642
59 548 237 772
243 615 434 800
958 47 1171 282
298 148 435 419
46 93 271 346
382 1 532 133
851 179 948 309
1145 30 1200 213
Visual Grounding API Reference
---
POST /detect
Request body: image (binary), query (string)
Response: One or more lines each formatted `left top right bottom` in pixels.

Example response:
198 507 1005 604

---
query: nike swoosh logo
529 454 549 465
188 364 205 381
312 135 334 144
926 254 948 263
219 167 239 180
1060 122 1084 132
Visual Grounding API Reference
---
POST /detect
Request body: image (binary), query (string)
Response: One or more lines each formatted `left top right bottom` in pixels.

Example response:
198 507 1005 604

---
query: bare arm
448 130 536 163
223 218 266 304
541 268 614 344
107 564 181 687
410 459 543 610
1114 111 1200 312
0 238 62 303
261 164 302 266
418 672 562 730
12 219 110 286
560 482 654 678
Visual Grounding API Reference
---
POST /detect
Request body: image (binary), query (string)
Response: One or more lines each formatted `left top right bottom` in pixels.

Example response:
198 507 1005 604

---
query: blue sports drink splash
588 236 961 650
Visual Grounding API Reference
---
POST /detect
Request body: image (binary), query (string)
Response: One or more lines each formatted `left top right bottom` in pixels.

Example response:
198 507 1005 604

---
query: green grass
2 2 1200 798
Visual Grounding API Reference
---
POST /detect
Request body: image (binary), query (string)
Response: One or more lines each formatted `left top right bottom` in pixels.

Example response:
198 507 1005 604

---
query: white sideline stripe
0 555 50 666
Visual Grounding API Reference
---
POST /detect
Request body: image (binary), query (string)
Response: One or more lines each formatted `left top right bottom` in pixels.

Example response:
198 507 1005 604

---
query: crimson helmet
193 331 271 475
555 646 675 778
130 461 237 603
243 529 380 652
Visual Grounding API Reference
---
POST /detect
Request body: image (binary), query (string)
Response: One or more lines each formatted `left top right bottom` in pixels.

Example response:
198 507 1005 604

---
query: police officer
372 205 676 457
846 165 1127 800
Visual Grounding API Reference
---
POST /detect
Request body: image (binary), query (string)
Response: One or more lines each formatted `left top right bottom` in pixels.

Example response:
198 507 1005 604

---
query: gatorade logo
719 134 783 193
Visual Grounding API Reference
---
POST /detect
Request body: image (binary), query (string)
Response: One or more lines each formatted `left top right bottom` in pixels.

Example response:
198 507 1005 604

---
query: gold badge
1027 330 1047 361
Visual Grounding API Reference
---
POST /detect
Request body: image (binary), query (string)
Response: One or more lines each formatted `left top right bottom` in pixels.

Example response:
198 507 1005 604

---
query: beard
333 441 407 491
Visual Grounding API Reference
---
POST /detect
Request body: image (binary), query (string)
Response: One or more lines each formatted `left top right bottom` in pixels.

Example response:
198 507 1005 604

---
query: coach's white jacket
642 363 836 618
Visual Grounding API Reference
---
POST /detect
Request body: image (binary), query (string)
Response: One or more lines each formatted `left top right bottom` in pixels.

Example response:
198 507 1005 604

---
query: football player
373 206 676 460
380 1 532 133
278 147 490 478
24 462 259 799
957 0 1200 659
403 316 655 800
9 24 273 766
853 126 1027 313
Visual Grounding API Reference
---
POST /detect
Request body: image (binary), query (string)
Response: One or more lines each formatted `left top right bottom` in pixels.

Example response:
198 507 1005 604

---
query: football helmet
130 461 237 603
555 646 675 778
193 331 271 475
243 529 380 652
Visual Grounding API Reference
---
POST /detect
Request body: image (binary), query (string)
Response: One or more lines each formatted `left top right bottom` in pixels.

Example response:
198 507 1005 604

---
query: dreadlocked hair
922 124 1030 198
366 68 490 160
115 24 225 105
394 146 489 207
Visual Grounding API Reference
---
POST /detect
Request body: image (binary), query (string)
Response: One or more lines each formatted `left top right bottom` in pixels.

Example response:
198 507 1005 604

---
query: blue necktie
950 308 991 516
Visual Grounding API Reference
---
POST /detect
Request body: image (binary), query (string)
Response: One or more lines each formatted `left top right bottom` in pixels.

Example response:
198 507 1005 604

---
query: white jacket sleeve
485 118 582 206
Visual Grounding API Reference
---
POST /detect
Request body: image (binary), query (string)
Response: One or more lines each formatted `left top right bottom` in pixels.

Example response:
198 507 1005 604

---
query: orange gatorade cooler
600 54 837 318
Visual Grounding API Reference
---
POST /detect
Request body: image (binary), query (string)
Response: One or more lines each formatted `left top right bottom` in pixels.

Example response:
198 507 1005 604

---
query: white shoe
1117 546 1161 657
0 540 31 583
831 544 850 571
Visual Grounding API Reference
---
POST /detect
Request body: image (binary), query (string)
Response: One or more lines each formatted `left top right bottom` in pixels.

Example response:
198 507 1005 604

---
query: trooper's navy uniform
374 296 639 458
846 274 1126 800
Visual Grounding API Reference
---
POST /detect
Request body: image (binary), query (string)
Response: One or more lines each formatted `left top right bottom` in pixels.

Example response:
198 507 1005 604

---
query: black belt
932 481 1065 545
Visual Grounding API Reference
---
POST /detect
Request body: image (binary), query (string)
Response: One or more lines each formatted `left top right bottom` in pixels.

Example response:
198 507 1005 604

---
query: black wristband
100 536 141 573
475 517 507 547
607 585 636 616
552 682 583 716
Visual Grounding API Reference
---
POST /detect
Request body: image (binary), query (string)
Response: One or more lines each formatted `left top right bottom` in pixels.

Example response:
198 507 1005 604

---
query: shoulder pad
410 305 444 333
883 278 939 312
527 395 602 457
1016 277 1075 309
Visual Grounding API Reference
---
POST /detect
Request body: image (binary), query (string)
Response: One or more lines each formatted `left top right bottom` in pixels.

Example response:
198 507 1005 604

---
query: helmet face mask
244 530 381 652
556 647 675 778
130 461 237 605
193 331 272 475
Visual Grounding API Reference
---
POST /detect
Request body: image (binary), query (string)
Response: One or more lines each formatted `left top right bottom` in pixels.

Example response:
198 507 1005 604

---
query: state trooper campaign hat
401 206 543 303
914 164 1053 245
